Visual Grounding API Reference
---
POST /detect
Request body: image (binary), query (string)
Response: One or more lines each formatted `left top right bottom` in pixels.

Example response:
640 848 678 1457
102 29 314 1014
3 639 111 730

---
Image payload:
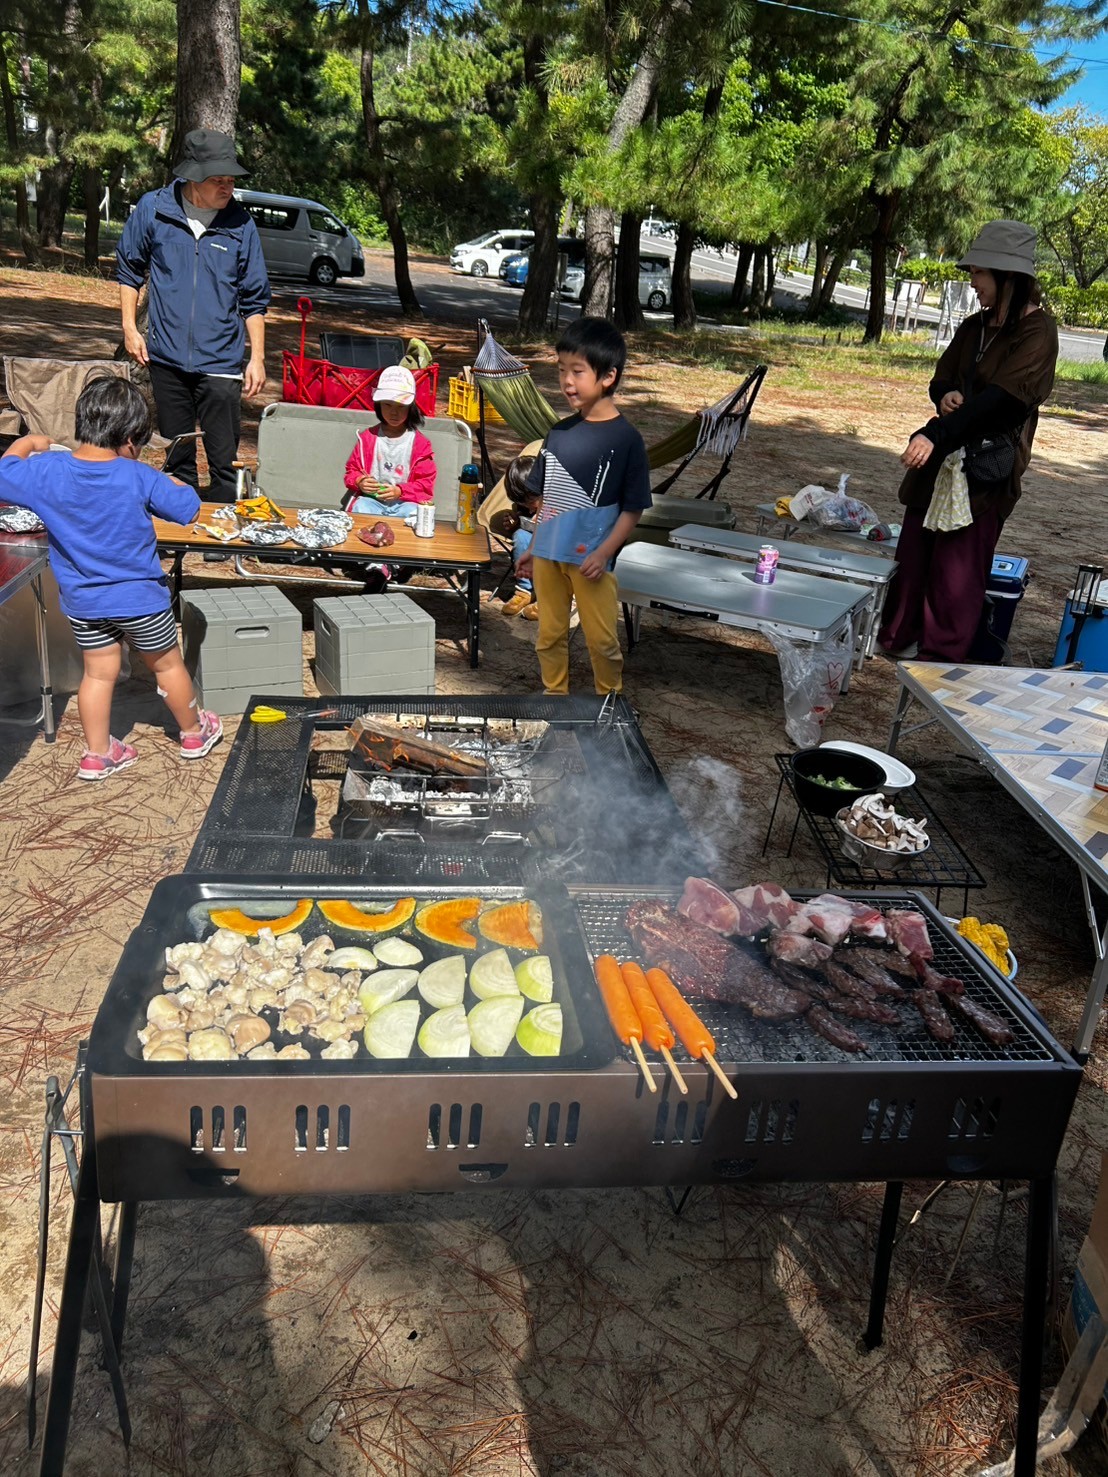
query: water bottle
754 544 779 585
456 462 480 534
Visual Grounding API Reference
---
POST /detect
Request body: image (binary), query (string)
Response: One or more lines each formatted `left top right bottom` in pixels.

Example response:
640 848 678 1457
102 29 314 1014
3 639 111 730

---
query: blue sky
1050 36 1108 113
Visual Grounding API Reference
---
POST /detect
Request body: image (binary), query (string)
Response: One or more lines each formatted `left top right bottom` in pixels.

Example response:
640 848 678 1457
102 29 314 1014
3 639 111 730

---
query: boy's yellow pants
531 558 623 695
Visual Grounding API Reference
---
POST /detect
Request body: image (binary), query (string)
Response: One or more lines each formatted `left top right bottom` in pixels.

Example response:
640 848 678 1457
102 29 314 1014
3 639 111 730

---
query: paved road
272 246 1106 362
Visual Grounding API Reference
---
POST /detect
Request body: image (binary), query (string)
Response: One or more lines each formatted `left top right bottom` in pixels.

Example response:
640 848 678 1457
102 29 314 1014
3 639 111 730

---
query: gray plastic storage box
630 494 736 547
181 586 303 715
313 594 436 696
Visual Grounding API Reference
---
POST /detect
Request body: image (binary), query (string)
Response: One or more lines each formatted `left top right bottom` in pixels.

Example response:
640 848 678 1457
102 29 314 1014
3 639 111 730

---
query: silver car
235 190 365 286
561 253 672 311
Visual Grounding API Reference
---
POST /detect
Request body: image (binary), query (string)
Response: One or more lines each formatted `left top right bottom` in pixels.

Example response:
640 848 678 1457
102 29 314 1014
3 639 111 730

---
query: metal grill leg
110 1203 138 1356
863 1181 903 1350
1013 1177 1052 1477
38 1147 99 1476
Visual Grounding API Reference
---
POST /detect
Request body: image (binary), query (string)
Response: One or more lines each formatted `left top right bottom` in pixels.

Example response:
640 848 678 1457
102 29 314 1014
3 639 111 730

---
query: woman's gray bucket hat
957 220 1036 276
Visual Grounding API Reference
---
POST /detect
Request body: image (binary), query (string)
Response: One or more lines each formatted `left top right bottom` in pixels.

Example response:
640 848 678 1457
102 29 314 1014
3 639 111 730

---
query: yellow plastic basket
448 376 504 425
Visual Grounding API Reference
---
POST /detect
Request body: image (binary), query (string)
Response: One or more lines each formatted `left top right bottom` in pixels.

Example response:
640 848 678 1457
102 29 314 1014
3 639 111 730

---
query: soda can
754 544 779 585
415 502 436 538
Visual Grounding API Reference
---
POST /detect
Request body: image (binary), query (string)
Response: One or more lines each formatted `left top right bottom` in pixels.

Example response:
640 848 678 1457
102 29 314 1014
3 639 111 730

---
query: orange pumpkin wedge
318 897 417 934
415 897 482 950
477 900 542 952
208 898 314 936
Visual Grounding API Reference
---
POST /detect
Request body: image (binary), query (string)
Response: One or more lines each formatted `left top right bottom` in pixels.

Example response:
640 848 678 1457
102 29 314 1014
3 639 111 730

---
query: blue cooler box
1053 584 1108 670
970 553 1030 662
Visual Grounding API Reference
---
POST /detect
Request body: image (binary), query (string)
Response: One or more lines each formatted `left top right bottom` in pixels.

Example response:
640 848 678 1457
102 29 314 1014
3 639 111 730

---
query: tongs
596 691 622 730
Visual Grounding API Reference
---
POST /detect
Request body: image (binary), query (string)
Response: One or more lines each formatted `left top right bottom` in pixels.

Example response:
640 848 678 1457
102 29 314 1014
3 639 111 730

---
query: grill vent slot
190 1106 203 1152
949 1096 1000 1141
525 1101 580 1147
744 1099 798 1145
316 1106 329 1150
211 1106 225 1152
295 1104 308 1152
427 1103 482 1151
337 1105 351 1150
233 1105 247 1152
863 1097 917 1143
691 1101 707 1144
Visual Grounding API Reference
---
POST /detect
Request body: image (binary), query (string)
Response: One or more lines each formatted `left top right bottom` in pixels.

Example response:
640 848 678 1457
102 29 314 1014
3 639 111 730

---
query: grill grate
186 838 506 881
569 888 1052 1067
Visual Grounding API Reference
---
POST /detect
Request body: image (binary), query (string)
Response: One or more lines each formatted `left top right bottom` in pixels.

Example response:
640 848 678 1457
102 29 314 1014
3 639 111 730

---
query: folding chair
650 363 768 500
319 333 405 370
2 357 132 450
477 438 543 602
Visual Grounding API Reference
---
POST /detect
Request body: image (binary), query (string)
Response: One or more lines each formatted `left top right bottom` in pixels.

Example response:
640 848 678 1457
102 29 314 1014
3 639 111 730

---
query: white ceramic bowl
945 918 1019 981
820 740 916 793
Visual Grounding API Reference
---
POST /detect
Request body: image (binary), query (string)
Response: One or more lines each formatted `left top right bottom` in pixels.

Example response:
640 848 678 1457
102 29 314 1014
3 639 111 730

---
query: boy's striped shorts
67 609 179 653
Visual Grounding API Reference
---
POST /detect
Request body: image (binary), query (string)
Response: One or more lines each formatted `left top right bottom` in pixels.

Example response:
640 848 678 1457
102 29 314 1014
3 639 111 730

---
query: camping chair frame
650 363 767 500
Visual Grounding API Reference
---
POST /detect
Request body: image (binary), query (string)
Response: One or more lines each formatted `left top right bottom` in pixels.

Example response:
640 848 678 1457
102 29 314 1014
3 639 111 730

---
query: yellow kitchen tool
250 705 339 724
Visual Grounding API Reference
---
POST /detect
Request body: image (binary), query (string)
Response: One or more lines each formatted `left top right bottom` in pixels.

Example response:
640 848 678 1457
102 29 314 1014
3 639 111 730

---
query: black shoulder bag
962 322 1023 485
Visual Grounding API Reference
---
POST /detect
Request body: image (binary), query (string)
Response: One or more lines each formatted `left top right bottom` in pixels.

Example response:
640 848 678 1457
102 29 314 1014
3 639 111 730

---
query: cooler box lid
988 552 1029 594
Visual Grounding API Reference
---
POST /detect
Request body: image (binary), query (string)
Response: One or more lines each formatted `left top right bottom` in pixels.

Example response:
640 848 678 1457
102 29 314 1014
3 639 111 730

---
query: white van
561 252 672 311
450 229 535 278
235 190 365 286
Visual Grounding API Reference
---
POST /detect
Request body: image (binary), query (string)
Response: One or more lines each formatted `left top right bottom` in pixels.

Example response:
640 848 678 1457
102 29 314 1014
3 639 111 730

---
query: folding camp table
669 524 897 660
615 543 871 694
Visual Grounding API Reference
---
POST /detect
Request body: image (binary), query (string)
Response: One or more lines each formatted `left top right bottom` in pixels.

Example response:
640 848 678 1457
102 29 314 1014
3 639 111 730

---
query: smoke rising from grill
665 757 744 878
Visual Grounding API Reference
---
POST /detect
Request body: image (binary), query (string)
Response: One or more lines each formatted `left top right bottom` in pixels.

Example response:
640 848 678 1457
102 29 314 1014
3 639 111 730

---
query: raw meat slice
886 909 933 961
784 896 856 947
730 882 800 935
677 877 743 936
915 960 965 998
766 931 833 969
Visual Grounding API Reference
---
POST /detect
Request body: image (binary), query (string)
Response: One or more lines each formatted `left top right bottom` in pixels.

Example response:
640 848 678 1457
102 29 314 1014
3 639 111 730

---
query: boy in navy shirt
0 377 223 780
517 318 651 694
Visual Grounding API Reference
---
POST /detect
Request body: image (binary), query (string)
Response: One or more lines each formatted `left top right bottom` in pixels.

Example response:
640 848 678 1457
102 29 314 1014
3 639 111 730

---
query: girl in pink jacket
342 365 437 518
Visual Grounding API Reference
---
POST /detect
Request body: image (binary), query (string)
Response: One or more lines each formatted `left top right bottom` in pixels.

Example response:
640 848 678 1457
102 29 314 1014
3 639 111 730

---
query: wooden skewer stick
702 1049 738 1099
629 1036 658 1093
659 1044 689 1095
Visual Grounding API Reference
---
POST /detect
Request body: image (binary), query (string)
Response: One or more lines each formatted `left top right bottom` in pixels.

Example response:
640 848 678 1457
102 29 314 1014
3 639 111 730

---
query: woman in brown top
878 221 1058 662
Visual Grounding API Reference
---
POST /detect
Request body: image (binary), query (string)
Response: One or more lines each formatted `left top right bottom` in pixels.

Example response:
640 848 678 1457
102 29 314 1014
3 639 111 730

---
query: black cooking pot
790 747 886 816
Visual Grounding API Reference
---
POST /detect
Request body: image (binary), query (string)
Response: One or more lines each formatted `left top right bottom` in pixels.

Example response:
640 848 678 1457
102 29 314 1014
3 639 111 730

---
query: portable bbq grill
29 698 1082 1477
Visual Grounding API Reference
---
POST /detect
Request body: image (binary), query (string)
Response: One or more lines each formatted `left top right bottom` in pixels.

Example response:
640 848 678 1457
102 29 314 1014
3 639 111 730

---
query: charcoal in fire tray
348 716 488 777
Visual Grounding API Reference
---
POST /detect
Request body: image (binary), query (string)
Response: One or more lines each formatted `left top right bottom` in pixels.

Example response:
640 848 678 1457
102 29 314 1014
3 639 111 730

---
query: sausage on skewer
593 955 657 1092
645 967 738 1100
620 961 688 1094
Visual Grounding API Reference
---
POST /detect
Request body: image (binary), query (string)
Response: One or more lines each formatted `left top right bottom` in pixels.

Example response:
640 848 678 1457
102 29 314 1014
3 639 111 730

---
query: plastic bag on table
807 475 880 532
769 629 851 748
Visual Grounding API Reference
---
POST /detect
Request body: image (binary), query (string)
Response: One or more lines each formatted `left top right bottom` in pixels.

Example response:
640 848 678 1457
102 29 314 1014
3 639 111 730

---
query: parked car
235 190 365 286
450 229 534 278
561 252 672 311
501 237 585 289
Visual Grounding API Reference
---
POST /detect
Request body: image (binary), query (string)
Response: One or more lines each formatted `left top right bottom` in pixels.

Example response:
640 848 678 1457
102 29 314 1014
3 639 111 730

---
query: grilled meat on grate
913 988 955 1044
947 992 1015 1046
806 1004 867 1052
832 949 909 998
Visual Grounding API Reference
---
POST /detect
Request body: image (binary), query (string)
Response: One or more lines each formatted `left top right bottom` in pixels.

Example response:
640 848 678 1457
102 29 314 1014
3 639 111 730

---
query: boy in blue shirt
516 317 651 694
0 377 224 780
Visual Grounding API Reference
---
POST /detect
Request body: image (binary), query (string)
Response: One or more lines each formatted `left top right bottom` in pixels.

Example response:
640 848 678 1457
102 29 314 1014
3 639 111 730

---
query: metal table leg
887 684 913 755
863 1180 903 1350
467 569 480 668
31 572 55 743
1073 875 1108 1059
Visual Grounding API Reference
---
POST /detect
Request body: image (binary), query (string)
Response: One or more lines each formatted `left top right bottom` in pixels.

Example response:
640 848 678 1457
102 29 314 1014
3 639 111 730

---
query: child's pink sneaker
77 736 138 782
180 710 223 759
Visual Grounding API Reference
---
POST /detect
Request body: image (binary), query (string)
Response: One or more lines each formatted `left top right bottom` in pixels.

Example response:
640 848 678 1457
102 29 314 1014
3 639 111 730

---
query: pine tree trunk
671 224 696 330
357 19 420 316
82 166 102 268
818 250 847 312
759 247 777 312
582 0 690 318
519 192 559 335
613 211 645 332
731 242 754 307
806 241 828 315
170 0 241 167
863 192 900 344
0 32 31 243
36 155 73 248
748 246 766 318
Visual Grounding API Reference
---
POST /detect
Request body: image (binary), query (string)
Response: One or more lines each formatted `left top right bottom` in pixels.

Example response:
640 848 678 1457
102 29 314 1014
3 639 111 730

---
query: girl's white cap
374 365 417 405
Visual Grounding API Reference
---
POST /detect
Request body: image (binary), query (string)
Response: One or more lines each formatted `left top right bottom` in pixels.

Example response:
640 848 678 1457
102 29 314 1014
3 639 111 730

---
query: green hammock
471 331 744 469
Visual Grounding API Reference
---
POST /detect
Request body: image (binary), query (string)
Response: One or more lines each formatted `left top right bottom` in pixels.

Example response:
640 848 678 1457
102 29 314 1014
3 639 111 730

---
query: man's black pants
148 362 242 498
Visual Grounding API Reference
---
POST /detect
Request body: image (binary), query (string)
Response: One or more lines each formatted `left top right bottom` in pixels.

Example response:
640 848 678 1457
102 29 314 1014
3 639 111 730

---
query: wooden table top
154 502 491 567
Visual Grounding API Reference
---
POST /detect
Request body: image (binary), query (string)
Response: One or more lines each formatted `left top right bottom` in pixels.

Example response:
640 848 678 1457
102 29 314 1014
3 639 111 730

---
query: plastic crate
448 376 504 425
282 353 438 416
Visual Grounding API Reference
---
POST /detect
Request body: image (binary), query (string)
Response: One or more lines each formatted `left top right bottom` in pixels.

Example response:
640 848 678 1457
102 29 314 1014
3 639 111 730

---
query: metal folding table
888 661 1108 1056
154 504 491 668
669 523 897 659
615 542 871 692
0 531 55 741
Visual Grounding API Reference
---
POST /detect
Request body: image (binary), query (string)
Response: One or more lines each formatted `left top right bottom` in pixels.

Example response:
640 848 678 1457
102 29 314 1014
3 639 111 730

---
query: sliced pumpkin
415 897 482 950
208 898 314 936
477 900 542 952
318 897 417 934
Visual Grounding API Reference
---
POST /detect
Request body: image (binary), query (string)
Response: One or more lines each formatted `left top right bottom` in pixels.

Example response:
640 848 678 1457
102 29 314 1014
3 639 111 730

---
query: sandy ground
1 265 1107 1476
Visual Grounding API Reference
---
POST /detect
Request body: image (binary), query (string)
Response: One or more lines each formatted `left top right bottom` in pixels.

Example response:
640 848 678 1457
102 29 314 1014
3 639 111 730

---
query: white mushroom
147 994 186 1030
279 1001 317 1036
139 1026 187 1053
257 964 293 990
246 1042 278 1060
303 968 340 995
300 935 335 969
145 1042 189 1062
248 986 280 1014
207 928 246 957
285 980 321 1008
275 931 304 955
175 959 213 992
223 979 251 1009
182 1000 217 1032
199 944 239 981
187 1028 236 1061
226 1013 271 1053
320 1038 359 1060
274 1043 311 1060
310 1017 352 1043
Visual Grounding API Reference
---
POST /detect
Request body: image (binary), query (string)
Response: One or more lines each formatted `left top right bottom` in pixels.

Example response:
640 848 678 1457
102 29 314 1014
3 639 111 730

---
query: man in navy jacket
116 129 271 497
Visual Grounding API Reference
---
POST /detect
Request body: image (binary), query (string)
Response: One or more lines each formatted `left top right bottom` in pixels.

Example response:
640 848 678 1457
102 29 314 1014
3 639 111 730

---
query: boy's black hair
75 376 153 449
504 453 537 507
555 316 627 393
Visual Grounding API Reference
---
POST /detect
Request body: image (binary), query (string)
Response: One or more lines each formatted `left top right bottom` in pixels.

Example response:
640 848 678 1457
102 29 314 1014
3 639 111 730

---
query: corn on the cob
957 916 1011 974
